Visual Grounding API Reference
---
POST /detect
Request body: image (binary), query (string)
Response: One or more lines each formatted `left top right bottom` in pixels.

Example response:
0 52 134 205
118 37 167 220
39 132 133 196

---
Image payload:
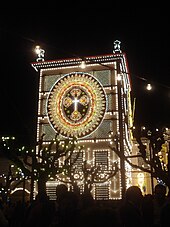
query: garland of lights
47 72 107 138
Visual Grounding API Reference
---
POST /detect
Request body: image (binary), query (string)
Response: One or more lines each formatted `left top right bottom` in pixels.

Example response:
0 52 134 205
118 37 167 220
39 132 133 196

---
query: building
31 41 134 200
0 43 169 202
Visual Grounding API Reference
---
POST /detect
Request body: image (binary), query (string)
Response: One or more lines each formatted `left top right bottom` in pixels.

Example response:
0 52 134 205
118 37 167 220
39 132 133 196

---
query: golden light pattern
47 72 106 138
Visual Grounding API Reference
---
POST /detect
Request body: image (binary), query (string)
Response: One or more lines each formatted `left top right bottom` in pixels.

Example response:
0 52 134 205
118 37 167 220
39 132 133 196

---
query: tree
0 134 119 200
0 164 27 202
109 128 170 192
0 134 80 199
56 158 118 194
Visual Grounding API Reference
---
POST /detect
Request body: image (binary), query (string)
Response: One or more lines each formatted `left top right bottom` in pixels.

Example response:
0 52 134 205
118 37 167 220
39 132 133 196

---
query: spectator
77 191 94 210
55 184 79 227
160 190 170 227
23 192 55 227
77 191 120 227
152 184 167 227
119 185 143 227
77 205 120 227
56 184 68 205
142 193 154 227
0 198 8 227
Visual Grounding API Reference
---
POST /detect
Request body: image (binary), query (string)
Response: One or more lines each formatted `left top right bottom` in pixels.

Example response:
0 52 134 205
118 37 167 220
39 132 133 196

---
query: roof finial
35 45 45 62
113 40 122 54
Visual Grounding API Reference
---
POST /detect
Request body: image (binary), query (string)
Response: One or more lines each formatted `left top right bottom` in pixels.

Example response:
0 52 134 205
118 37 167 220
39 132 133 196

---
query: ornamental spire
35 45 45 62
113 40 122 54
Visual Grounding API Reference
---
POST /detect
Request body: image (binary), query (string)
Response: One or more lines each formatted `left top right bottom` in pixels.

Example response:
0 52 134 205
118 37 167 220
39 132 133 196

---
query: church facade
31 41 135 200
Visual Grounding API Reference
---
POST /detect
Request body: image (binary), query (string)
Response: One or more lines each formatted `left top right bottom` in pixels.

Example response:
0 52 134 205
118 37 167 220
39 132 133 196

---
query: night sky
0 7 169 145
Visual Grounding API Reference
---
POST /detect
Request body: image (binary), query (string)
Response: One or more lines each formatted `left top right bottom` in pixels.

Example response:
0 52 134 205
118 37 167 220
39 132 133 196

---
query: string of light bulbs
2 27 170 91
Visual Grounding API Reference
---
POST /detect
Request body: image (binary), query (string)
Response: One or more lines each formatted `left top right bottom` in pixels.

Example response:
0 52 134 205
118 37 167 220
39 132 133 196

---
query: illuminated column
149 140 154 194
114 40 126 198
117 74 126 198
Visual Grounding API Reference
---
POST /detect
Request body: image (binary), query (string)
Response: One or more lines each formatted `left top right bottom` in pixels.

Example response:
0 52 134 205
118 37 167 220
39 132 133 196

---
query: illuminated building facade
31 41 134 200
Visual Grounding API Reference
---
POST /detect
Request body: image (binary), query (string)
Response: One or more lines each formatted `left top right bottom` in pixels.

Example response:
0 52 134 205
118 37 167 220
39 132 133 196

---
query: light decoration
113 40 122 54
47 72 107 138
79 60 86 69
32 48 134 200
0 162 30 201
35 45 45 62
146 83 152 90
108 74 133 198
32 54 126 72
10 188 30 195
117 74 122 81
137 172 145 192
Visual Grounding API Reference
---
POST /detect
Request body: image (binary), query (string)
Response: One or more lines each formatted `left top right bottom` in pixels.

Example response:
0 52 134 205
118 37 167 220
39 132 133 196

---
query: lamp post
117 74 126 199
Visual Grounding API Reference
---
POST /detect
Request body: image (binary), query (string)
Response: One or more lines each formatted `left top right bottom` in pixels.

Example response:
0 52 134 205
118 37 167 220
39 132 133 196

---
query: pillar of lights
31 41 133 200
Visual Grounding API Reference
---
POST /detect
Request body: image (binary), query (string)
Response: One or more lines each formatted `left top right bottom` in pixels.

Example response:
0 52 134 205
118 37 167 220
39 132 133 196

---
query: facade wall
32 54 133 200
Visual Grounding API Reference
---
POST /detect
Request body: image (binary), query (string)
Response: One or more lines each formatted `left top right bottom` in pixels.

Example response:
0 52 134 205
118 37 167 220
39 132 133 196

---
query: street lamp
146 83 152 91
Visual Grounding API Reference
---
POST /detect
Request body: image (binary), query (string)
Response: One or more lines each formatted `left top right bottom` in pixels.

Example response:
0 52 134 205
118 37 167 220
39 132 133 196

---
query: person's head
56 184 68 201
154 184 166 200
79 192 94 209
125 185 143 204
35 192 49 202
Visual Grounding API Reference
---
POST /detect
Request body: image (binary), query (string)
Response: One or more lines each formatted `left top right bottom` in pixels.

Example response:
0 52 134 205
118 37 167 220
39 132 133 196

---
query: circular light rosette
47 72 106 138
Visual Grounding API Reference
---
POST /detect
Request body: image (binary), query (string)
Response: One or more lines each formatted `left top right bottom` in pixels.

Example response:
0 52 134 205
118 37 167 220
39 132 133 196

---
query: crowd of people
119 184 170 227
0 183 170 227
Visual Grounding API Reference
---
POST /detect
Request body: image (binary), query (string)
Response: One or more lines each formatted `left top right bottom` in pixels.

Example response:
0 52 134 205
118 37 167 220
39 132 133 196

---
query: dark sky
0 7 169 145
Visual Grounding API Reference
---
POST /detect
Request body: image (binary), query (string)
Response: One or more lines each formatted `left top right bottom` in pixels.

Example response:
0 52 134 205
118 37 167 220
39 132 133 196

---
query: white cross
72 97 79 111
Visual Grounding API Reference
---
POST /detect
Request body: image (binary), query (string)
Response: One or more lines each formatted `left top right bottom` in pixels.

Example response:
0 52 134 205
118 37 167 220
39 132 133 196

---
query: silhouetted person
152 184 167 227
78 191 95 210
160 190 170 227
142 193 154 227
55 184 79 227
62 191 79 226
76 190 121 227
9 200 26 227
119 185 143 227
55 184 68 206
0 199 8 227
77 205 120 227
23 192 55 227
